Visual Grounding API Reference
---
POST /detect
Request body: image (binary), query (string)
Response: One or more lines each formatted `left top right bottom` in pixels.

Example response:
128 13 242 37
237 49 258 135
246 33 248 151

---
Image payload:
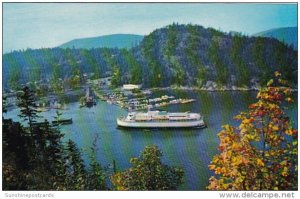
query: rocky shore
150 81 298 92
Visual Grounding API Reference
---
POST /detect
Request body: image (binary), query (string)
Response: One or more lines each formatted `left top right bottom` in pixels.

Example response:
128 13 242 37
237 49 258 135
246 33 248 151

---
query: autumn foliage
207 72 297 190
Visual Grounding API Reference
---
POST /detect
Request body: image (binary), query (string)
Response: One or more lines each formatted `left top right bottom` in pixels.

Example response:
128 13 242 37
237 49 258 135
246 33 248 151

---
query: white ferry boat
117 111 206 128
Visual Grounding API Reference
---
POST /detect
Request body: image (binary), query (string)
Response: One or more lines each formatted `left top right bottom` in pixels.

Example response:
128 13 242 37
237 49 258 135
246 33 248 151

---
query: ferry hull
117 118 206 129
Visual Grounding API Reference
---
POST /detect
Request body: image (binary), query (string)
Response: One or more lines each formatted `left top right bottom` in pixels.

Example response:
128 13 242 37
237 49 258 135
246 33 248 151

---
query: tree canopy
111 145 184 190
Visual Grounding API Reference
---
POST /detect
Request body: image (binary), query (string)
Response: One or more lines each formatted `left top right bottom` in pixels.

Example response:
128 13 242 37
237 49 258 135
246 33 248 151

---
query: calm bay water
4 91 298 190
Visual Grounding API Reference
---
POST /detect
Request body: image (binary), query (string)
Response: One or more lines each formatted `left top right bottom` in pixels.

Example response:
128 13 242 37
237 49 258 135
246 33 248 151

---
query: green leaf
267 79 274 86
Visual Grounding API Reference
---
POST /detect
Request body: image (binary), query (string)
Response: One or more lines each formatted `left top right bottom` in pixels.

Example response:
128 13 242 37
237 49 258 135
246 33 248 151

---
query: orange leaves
272 93 282 101
283 88 291 95
234 112 249 121
239 117 255 131
285 97 293 103
285 129 297 136
207 177 234 190
248 103 257 109
269 124 279 132
281 167 289 177
285 129 293 136
252 110 267 117
215 167 223 175
246 133 260 142
256 158 265 167
231 142 240 150
208 72 297 191
207 177 217 188
237 156 249 165
242 118 253 125
208 164 215 170
218 145 225 152
222 124 235 133
211 156 219 164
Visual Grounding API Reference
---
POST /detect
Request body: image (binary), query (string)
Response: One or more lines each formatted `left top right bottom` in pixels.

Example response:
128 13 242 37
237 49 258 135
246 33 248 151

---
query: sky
3 3 297 53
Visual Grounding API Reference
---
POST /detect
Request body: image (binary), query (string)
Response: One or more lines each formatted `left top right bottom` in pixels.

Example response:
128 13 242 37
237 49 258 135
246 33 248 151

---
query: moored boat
52 118 73 125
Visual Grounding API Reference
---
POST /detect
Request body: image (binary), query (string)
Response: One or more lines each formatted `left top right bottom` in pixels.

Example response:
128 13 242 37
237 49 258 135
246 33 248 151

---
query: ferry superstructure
117 111 205 128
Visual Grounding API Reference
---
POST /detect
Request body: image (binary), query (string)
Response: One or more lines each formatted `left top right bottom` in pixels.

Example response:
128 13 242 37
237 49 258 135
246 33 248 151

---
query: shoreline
148 86 298 92
150 87 258 92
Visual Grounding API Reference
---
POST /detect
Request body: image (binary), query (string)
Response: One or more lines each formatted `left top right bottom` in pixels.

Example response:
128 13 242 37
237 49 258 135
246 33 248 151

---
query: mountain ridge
3 24 297 91
253 27 297 50
59 34 144 49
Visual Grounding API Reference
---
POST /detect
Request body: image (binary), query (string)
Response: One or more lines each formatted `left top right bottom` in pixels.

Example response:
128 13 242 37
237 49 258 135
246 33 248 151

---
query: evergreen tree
230 34 250 86
111 65 121 88
65 139 86 190
251 38 270 85
17 86 39 127
86 135 106 190
3 119 30 190
208 39 229 85
33 120 67 190
122 49 142 84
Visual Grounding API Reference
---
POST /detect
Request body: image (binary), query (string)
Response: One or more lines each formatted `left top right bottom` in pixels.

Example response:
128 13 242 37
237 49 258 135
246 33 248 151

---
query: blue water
4 91 298 190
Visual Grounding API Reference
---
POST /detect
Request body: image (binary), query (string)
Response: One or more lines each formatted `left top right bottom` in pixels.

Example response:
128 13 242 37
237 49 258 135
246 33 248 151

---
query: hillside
130 24 297 88
3 24 297 91
253 27 297 50
59 34 144 49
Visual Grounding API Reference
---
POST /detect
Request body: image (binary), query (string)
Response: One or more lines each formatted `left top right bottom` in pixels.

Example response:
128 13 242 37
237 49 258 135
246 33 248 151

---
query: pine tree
65 139 86 190
111 65 121 88
2 119 30 190
86 135 106 190
17 86 39 127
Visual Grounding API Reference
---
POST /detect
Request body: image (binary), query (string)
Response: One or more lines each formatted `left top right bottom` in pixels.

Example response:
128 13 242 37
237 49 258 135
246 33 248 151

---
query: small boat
32 121 50 126
170 99 180 104
37 107 49 112
84 87 97 107
181 99 196 104
52 118 73 125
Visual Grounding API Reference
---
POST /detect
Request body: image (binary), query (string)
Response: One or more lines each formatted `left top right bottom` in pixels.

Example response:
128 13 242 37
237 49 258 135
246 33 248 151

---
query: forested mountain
58 34 144 49
3 24 297 90
253 27 297 50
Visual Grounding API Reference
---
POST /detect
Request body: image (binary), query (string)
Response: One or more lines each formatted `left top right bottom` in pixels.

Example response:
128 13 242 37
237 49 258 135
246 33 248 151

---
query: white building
122 84 141 90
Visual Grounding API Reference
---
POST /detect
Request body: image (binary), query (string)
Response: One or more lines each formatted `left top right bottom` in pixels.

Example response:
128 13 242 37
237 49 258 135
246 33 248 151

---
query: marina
93 87 197 111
